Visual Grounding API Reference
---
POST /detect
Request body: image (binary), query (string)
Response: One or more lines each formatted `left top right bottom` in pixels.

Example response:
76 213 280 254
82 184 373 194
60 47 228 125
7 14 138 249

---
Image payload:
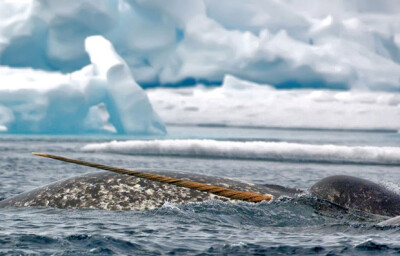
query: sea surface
0 126 400 255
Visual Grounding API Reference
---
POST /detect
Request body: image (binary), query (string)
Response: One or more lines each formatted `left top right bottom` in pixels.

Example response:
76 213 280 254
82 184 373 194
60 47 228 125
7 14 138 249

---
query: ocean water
1 126 400 255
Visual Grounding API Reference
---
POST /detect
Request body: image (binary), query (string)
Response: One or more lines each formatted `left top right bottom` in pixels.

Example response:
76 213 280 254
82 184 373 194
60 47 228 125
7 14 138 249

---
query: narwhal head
310 175 400 217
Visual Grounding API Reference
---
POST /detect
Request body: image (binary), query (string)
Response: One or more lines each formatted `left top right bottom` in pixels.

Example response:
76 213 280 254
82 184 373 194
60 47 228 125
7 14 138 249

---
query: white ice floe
148 75 400 131
0 36 165 134
82 139 400 165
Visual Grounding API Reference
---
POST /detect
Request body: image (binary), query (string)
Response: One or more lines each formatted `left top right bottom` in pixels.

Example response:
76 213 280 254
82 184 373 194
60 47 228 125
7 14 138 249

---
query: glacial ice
0 36 165 134
1 0 400 133
0 0 400 90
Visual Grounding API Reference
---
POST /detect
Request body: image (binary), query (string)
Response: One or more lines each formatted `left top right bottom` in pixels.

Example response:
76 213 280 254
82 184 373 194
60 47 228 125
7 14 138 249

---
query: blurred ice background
0 0 399 134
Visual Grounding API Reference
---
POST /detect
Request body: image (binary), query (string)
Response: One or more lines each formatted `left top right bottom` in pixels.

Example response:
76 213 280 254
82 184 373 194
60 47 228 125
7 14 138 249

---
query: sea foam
82 139 400 165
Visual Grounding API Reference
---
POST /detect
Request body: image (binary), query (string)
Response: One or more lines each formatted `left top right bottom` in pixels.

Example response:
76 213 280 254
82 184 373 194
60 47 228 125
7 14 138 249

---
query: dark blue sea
1 126 400 255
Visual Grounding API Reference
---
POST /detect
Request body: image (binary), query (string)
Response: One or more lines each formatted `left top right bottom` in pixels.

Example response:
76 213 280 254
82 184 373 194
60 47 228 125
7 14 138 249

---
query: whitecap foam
82 140 400 165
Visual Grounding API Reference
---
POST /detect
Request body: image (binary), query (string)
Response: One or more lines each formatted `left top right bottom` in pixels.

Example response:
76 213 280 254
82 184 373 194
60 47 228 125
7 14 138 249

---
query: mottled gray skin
0 170 301 210
4 172 399 222
310 175 400 217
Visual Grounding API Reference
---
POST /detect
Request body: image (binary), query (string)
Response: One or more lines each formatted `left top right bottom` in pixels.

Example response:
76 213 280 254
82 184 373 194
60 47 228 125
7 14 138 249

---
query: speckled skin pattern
0 170 301 210
310 175 400 217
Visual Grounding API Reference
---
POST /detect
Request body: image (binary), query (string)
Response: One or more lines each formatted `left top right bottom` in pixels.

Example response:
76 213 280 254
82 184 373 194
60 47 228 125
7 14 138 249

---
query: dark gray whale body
310 175 400 217
0 170 300 210
1 172 400 225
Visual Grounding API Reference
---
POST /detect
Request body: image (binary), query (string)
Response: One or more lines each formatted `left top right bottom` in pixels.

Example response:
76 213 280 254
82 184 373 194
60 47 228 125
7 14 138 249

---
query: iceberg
0 0 399 90
1 1 400 133
0 35 165 134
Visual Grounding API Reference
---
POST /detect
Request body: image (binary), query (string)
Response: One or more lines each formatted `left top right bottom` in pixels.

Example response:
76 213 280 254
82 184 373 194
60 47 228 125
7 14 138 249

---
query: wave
81 140 400 165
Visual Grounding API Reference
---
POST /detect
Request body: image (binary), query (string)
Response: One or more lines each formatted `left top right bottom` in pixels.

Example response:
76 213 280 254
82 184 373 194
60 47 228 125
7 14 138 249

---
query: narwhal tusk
32 152 272 203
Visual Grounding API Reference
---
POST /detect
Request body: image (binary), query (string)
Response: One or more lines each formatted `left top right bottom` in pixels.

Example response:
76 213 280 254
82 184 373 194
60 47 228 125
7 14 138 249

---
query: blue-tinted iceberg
0 36 165 134
0 0 399 90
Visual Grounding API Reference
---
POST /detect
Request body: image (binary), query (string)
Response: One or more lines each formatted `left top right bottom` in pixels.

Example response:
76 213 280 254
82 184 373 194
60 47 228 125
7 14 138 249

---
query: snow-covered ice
148 75 400 131
0 36 165 134
0 0 400 90
1 1 400 133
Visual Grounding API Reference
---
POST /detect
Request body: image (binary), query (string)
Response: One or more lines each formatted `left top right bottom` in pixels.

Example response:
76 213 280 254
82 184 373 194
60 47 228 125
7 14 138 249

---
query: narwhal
1 153 400 225
0 153 299 210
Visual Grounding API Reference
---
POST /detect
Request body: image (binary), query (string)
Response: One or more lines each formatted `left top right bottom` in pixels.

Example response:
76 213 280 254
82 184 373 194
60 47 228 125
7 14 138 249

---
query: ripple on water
0 198 399 255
